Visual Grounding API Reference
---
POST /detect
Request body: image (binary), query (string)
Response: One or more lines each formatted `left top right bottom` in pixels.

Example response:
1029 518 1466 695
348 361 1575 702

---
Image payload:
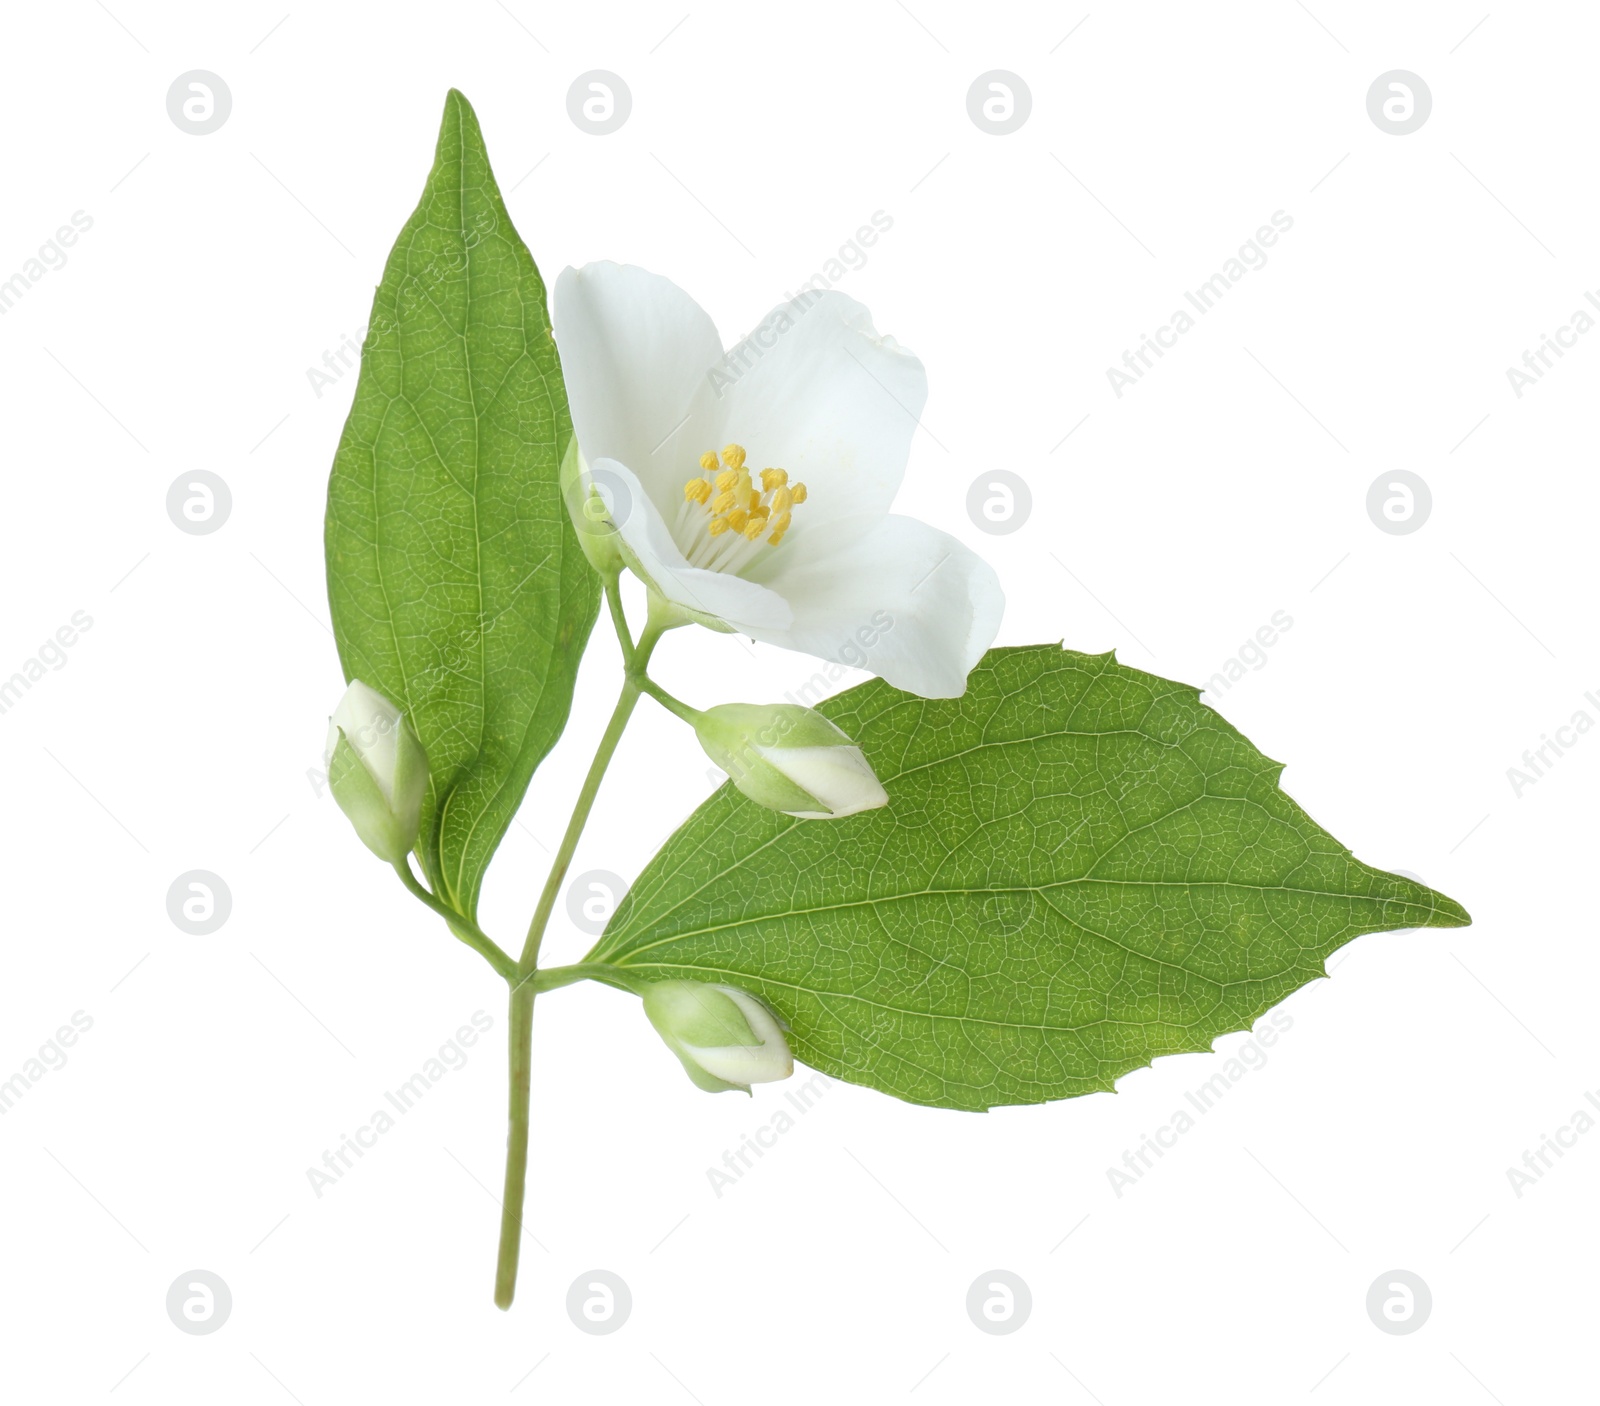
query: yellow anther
687 442 804 555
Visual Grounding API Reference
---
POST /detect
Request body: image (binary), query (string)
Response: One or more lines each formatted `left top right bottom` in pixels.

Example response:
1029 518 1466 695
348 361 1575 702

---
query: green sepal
328 728 412 863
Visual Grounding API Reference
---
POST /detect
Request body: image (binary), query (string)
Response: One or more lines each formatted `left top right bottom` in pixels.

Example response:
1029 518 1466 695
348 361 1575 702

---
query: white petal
747 515 1005 699
686 1041 793 1086
552 263 723 504
330 680 404 805
755 743 888 818
688 987 793 1084
711 291 926 538
717 986 790 1047
590 458 793 632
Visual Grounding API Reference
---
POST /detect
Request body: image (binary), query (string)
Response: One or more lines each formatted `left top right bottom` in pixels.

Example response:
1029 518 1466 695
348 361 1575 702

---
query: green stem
515 678 646 972
493 576 663 1309
392 860 517 982
493 980 535 1309
638 675 702 727
531 961 651 996
604 571 637 658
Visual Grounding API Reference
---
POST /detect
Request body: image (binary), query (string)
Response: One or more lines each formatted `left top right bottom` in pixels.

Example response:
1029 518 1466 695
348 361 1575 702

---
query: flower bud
560 437 627 574
642 980 794 1093
325 680 428 863
694 703 888 819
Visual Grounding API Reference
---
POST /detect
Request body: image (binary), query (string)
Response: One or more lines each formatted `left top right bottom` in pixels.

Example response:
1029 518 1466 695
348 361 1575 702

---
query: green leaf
325 90 598 920
590 645 1469 1111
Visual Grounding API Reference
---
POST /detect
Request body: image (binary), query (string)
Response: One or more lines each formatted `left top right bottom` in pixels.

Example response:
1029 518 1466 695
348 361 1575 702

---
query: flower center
678 443 807 572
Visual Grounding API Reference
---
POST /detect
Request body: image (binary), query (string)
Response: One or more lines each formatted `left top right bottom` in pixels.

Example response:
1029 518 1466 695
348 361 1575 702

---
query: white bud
694 703 888 819
642 980 793 1093
325 680 428 863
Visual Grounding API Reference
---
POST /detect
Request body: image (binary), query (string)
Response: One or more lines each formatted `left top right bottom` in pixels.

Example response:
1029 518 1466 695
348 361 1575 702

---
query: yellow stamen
685 444 806 557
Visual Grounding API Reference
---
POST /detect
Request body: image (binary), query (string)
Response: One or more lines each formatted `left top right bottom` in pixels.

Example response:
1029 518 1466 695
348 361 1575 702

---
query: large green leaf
591 645 1469 1110
325 90 597 920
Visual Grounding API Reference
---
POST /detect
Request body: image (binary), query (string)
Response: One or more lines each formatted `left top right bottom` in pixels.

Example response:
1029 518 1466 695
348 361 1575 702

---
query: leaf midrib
601 705 1267 945
609 961 1294 1036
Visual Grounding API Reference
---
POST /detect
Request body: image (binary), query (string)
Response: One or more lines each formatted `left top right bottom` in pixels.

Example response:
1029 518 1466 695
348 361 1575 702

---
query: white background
0 1 1593 1401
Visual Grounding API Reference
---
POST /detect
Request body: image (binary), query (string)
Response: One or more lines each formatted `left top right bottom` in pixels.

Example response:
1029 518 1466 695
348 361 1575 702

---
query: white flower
325 680 427 863
552 262 1004 699
642 980 794 1093
694 702 887 819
